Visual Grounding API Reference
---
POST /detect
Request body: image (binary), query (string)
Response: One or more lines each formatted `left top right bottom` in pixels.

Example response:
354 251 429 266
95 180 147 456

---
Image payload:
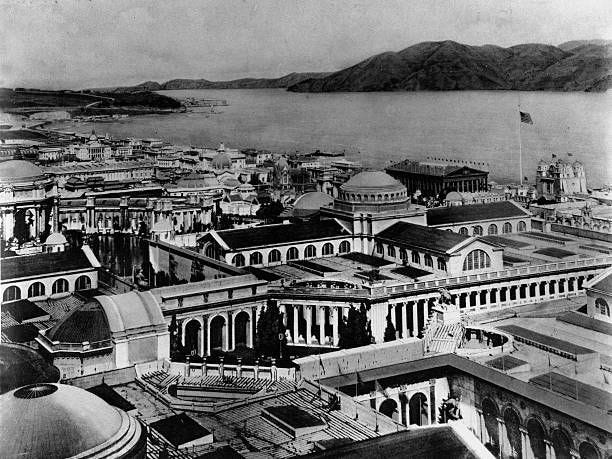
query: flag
520 111 533 124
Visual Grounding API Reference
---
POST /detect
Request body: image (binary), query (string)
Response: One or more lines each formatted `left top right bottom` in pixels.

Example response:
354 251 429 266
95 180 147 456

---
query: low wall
295 338 424 380
66 366 137 389
551 223 612 243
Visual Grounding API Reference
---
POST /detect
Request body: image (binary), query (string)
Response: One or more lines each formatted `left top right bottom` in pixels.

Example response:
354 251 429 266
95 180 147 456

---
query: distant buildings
536 155 588 201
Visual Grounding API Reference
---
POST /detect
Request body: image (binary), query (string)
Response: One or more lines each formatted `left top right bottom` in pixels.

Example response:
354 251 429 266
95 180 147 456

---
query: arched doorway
210 315 227 351
379 398 399 423
234 311 251 348
503 407 522 459
551 428 572 459
184 320 201 356
578 441 600 459
482 398 500 457
409 392 428 426
526 418 547 459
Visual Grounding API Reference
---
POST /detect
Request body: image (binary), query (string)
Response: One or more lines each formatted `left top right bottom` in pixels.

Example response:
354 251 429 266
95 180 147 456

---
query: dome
276 157 289 170
0 160 45 183
46 300 111 344
0 383 145 458
294 191 334 211
211 152 232 169
89 130 98 141
445 191 463 202
44 232 67 246
341 171 404 191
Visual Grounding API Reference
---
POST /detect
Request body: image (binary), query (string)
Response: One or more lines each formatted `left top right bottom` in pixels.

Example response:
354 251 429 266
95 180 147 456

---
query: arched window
375 242 384 254
3 286 21 302
399 248 407 261
322 243 334 256
459 227 469 236
463 250 491 271
304 245 316 258
204 244 217 259
231 254 245 267
286 247 299 261
518 221 527 232
268 249 281 263
339 241 351 254
473 225 483 236
387 245 396 257
28 282 45 298
412 251 420 264
437 258 446 271
488 224 498 235
75 275 91 291
503 222 512 234
250 251 263 265
424 254 433 268
595 297 610 316
52 278 69 294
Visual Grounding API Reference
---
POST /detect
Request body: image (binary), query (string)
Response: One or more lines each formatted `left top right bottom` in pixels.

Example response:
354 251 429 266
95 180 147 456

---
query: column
421 300 427 331
224 314 230 351
412 302 418 337
497 418 508 459
544 439 553 459
293 305 299 344
520 427 530 459
476 408 485 444
401 303 408 339
305 306 312 345
229 312 235 351
206 319 212 356
318 306 325 345
389 304 397 328
331 307 339 346
280 304 287 327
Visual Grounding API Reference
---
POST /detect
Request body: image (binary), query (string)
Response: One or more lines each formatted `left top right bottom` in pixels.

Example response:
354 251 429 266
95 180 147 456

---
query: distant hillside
106 72 331 92
288 40 611 92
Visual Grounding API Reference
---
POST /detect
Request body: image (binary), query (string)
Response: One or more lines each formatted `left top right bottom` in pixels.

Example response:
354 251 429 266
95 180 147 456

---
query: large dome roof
0 383 144 458
341 171 404 191
294 191 334 211
0 160 45 182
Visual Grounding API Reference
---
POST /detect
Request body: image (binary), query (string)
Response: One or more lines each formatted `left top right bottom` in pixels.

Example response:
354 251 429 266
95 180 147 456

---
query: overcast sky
1 0 610 89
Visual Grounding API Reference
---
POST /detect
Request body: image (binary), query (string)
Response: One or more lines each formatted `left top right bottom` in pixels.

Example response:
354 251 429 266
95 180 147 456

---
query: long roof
208 220 349 250
427 201 529 226
1 249 94 280
377 222 469 253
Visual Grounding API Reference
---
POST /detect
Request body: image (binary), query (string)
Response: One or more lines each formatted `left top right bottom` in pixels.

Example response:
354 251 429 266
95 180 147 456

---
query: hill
288 40 611 92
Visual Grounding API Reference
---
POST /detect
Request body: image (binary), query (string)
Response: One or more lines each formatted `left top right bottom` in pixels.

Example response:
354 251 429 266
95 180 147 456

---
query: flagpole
518 94 523 186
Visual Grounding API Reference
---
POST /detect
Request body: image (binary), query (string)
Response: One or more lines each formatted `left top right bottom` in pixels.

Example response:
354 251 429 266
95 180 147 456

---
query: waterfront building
386 159 489 198
536 156 588 201
68 132 113 161
45 160 155 188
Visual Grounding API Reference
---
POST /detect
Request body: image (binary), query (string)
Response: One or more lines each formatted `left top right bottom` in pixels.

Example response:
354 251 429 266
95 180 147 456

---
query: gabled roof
586 266 612 294
201 220 349 251
376 222 470 254
427 201 530 226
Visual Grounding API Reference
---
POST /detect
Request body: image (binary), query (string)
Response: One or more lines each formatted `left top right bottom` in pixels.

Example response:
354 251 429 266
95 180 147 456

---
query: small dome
0 160 44 183
212 152 231 169
445 191 463 202
341 171 403 191
0 383 144 458
294 191 334 211
89 130 98 141
276 157 289 170
44 232 67 246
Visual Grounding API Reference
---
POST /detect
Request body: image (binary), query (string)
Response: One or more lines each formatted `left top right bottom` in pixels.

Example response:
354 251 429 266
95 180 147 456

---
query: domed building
321 170 425 252
0 160 58 247
0 383 146 458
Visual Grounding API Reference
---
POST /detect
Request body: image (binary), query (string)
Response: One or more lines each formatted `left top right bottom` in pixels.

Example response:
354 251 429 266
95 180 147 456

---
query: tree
338 304 372 349
256 300 287 358
384 314 396 342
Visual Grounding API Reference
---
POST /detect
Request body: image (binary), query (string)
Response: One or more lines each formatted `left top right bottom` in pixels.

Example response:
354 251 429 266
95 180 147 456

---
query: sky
1 0 610 89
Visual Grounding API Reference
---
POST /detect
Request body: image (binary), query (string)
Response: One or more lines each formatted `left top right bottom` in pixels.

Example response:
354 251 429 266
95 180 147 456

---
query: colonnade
279 303 341 346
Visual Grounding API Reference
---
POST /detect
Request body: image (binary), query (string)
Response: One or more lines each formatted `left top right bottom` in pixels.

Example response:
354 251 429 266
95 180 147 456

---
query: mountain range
288 40 611 92
105 40 610 94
